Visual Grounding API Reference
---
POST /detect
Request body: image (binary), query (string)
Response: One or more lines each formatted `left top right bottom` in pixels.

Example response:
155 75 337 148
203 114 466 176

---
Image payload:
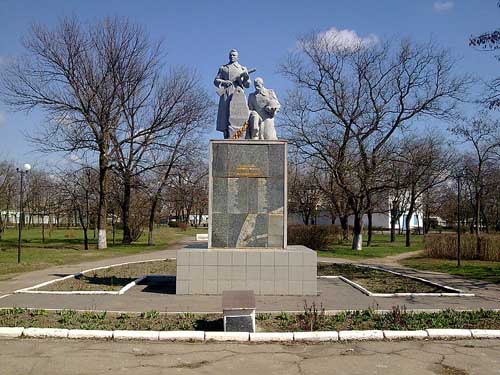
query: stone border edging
317 262 475 297
14 258 174 295
1 327 499 342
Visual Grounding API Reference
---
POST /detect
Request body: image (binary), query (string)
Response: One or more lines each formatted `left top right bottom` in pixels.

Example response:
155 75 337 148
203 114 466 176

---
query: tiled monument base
176 246 317 296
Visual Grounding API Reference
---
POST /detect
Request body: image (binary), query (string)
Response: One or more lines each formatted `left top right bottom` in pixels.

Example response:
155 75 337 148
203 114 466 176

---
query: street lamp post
456 173 463 268
16 163 31 264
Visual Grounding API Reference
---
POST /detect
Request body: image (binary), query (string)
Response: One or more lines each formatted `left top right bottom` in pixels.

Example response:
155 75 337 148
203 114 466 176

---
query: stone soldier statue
247 77 280 140
214 49 253 139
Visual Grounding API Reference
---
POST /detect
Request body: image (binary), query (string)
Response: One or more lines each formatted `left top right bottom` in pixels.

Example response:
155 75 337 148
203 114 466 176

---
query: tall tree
280 34 470 250
1 17 159 249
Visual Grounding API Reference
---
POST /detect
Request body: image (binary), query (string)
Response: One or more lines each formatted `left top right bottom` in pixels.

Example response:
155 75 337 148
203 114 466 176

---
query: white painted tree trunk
98 229 107 249
352 233 363 251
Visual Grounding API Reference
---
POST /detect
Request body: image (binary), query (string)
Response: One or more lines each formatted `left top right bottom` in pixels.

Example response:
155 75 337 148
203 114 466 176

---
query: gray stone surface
176 246 317 296
209 140 287 249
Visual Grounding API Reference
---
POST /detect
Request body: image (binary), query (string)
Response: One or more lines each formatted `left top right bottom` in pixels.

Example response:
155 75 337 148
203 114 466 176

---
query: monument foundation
176 140 317 295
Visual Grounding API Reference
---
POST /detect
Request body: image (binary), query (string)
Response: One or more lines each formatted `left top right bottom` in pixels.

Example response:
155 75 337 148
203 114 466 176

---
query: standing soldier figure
214 49 252 139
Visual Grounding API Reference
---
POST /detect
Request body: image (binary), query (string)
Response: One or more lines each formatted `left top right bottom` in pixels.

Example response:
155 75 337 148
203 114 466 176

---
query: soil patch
38 260 176 291
318 263 448 293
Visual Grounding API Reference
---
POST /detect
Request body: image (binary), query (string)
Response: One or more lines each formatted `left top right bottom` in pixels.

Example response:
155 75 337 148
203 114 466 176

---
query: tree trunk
97 143 108 249
405 208 414 248
148 193 160 246
339 216 349 241
475 190 481 259
366 210 373 247
121 175 132 244
352 212 363 250
390 218 397 242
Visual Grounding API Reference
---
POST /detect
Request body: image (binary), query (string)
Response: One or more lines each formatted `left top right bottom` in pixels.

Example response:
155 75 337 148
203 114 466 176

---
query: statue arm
214 67 227 87
270 90 281 110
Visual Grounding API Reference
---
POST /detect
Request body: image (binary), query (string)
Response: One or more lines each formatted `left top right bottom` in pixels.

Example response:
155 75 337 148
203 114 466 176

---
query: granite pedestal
176 140 317 296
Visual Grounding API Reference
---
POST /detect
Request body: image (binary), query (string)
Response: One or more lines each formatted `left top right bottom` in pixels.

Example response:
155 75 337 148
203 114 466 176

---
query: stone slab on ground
205 331 250 341
383 330 428 339
158 331 205 341
339 330 384 340
470 329 500 338
113 330 159 341
23 327 69 338
249 332 294 342
68 329 113 339
426 329 472 338
0 327 24 338
293 331 339 341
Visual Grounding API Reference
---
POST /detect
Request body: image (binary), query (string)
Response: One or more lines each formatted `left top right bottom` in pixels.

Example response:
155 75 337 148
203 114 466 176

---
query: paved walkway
1 242 499 313
1 338 500 374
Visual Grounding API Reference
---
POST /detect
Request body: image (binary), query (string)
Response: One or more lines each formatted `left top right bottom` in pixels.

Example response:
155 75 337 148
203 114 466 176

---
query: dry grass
424 233 500 261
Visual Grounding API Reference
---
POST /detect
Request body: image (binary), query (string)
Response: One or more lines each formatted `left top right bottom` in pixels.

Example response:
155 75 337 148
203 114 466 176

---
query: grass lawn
401 256 500 284
0 226 206 279
317 234 424 259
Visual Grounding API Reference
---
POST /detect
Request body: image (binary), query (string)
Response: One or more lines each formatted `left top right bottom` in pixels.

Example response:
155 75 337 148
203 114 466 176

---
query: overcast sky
0 0 498 166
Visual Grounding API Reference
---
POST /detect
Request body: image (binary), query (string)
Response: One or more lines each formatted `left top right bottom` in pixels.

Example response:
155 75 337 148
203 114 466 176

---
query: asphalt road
1 338 500 374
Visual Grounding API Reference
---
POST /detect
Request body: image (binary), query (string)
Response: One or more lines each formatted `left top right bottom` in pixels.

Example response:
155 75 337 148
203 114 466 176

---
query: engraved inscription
234 164 263 177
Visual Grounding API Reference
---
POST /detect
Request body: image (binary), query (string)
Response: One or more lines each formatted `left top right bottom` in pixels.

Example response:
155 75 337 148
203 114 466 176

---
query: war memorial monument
176 49 317 295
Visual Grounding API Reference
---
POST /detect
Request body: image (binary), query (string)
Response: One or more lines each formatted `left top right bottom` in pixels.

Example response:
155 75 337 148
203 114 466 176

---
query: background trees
1 17 212 249
281 33 471 250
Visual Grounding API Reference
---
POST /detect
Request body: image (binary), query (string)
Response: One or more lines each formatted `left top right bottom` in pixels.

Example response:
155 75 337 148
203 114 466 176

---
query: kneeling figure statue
247 77 280 140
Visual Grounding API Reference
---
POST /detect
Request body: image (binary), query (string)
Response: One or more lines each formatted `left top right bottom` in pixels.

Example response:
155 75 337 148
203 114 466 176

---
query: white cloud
433 1 454 12
303 27 378 53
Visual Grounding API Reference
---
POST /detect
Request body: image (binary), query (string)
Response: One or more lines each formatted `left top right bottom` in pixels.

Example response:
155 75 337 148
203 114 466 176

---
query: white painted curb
426 329 472 338
3 326 500 342
339 330 384 341
470 329 500 339
158 331 205 341
205 331 250 341
0 327 24 338
113 330 159 340
250 332 294 342
23 328 69 338
293 331 339 341
68 329 113 339
383 330 428 339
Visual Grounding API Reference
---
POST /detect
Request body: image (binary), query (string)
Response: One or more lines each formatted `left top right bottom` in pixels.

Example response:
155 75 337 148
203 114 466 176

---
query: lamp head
23 163 31 172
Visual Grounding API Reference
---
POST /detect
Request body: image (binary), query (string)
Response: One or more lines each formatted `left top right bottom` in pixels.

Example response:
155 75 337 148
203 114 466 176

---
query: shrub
424 233 500 261
287 224 332 250
168 221 179 228
178 222 188 231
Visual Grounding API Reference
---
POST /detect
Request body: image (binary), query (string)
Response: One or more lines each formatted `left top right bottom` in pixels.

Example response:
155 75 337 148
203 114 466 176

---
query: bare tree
1 17 161 249
0 161 17 239
110 66 211 244
451 113 500 256
398 133 455 246
288 162 322 225
60 167 98 250
280 34 470 250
